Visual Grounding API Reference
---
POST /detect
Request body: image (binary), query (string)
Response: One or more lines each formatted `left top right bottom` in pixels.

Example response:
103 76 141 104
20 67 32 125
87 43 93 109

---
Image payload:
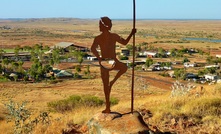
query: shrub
119 56 129 60
110 97 119 106
81 95 104 107
0 75 9 82
47 95 119 113
4 100 50 134
73 72 81 79
170 81 195 97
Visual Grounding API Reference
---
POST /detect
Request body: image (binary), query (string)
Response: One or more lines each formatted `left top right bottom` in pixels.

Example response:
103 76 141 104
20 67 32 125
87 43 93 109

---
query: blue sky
0 0 221 19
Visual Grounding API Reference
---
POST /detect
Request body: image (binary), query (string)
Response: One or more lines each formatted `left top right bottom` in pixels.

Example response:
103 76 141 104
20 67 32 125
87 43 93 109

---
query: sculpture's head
99 16 112 31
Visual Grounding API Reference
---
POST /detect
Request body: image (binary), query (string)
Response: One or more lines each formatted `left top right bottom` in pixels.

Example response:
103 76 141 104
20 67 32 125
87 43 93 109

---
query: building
204 74 218 81
216 54 221 58
121 49 130 56
87 56 98 61
55 70 73 78
143 51 157 58
2 52 31 61
52 42 89 52
184 62 196 68
205 65 220 69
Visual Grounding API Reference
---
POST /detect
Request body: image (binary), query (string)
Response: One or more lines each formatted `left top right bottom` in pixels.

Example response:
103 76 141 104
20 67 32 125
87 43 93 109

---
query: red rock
87 111 149 134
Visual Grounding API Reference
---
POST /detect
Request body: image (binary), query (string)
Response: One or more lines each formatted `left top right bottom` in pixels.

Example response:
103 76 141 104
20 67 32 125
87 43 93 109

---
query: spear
131 0 136 113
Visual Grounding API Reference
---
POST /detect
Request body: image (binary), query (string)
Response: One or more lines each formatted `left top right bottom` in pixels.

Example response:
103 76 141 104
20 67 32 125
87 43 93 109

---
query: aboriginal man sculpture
91 17 136 113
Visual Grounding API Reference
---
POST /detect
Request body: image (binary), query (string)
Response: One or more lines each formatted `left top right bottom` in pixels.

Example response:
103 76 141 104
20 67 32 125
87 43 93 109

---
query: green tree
73 51 85 65
43 64 53 73
145 58 154 67
206 67 216 74
214 58 221 64
183 57 190 63
52 48 61 66
198 49 204 57
49 59 54 66
198 69 206 76
11 62 19 72
30 50 37 62
17 60 24 73
34 43 43 53
170 48 177 57
0 49 6 60
126 44 133 52
2 58 10 69
23 45 32 52
206 56 214 64
77 55 83 65
0 64 3 74
43 45 50 51
14 46 21 61
75 65 81 73
177 49 184 58
157 47 165 58
29 59 44 81
166 62 172 67
84 65 91 78
174 68 186 80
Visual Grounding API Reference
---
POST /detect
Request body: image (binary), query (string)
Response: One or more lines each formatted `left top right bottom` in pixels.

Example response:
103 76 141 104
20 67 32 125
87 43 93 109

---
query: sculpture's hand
131 28 137 35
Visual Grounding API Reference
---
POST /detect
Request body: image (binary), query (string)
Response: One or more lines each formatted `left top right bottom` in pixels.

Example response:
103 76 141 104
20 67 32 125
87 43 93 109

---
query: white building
143 51 157 58
204 74 218 81
216 54 221 58
184 62 196 67
205 65 220 69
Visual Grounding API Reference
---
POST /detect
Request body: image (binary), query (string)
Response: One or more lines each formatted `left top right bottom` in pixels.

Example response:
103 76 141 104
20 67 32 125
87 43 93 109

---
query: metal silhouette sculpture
91 17 136 113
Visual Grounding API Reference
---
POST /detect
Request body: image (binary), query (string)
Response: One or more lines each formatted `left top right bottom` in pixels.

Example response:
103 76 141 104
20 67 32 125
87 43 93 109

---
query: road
88 60 174 90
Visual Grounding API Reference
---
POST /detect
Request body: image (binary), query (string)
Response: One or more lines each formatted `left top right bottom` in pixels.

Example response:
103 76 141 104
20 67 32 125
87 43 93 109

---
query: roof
54 42 74 49
52 42 88 50
143 51 157 56
3 52 31 57
204 74 217 77
55 70 73 77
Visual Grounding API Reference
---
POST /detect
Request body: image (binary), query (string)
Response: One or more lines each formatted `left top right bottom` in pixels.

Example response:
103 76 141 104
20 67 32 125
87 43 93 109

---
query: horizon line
0 17 221 21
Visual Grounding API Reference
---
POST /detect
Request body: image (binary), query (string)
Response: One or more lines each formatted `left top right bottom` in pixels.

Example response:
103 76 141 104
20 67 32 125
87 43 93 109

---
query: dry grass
131 84 221 133
0 76 221 133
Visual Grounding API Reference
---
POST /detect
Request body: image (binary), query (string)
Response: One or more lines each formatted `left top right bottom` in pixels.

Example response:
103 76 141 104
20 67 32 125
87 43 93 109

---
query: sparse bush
81 95 104 107
170 81 195 97
110 97 119 106
47 95 119 113
84 65 91 79
119 55 129 60
0 75 9 82
145 57 154 67
5 100 31 134
4 100 50 134
73 72 81 79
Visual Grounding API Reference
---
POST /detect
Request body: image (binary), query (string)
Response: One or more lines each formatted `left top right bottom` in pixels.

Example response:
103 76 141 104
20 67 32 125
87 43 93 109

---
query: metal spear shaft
131 0 136 113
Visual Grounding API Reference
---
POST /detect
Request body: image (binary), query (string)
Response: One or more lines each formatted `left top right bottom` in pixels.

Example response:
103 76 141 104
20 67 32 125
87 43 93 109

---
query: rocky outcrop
87 111 149 134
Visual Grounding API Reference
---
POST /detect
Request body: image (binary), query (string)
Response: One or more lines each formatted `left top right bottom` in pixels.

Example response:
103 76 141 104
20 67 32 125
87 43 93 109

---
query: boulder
87 111 149 134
